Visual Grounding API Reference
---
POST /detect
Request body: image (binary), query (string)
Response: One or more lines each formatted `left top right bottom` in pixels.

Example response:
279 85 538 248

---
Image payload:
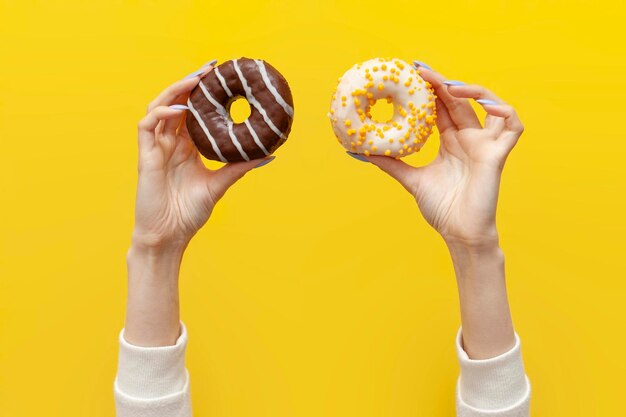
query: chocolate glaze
186 58 294 162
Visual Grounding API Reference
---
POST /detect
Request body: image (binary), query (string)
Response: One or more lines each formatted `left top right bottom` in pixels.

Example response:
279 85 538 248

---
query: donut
186 57 294 162
329 58 437 158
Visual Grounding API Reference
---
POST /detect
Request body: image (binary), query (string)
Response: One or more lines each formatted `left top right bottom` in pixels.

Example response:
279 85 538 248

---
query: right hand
133 66 271 251
366 64 524 249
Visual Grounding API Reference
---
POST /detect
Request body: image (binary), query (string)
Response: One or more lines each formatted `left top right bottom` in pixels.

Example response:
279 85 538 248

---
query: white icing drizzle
214 67 233 97
244 119 270 156
232 59 285 140
198 81 250 161
187 98 228 163
254 60 294 118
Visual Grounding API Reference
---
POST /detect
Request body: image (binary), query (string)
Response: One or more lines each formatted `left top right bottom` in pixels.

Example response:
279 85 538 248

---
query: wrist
443 227 500 255
126 241 185 283
446 240 505 285
131 227 190 254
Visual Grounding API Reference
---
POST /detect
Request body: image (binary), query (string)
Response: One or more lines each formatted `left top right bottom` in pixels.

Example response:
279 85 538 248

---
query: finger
434 97 456 134
145 62 216 114
415 66 481 129
138 106 188 152
209 157 275 201
479 103 524 152
445 84 505 133
146 78 199 114
366 155 420 195
162 104 188 137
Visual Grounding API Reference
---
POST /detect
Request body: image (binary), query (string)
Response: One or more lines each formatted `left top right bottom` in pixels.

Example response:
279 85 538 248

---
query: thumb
210 156 275 200
366 155 419 194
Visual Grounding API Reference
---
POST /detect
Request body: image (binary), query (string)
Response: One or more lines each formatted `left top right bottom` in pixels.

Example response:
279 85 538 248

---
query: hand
366 65 524 248
133 66 271 251
124 65 273 346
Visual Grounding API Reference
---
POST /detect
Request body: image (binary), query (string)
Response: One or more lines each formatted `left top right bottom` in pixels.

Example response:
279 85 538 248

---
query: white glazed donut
329 58 437 158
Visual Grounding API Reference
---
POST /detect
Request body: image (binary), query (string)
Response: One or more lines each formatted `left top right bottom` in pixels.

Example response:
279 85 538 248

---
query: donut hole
228 96 252 123
368 99 395 123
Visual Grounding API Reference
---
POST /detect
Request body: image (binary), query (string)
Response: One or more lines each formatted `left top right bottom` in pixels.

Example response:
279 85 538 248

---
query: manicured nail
201 59 218 68
476 99 499 106
184 69 205 79
413 60 432 70
169 104 189 111
443 80 465 86
254 156 275 169
346 151 369 163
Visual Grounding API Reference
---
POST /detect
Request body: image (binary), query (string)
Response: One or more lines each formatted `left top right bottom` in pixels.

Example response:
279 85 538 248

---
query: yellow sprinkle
368 140 373 145
398 149 404 155
381 64 387 70
383 75 389 81
371 146 377 152
342 96 347 101
384 150 391 156
388 138 394 143
344 119 351 127
342 103 346 107
373 66 379 71
354 98 361 106
364 150 370 156
357 140 363 146
347 129 356 135
377 83 385 91
427 101 435 108
383 125 391 131
413 139 419 144
330 109 334 114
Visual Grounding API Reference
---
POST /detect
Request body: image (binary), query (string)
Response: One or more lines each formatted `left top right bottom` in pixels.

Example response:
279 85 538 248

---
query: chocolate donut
186 58 294 162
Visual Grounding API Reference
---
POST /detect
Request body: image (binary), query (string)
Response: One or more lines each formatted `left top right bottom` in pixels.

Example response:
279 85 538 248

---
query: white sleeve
114 323 192 417
455 328 531 417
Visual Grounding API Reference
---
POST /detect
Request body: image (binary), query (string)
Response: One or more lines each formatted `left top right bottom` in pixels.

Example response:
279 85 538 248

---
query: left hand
365 65 524 248
133 67 269 251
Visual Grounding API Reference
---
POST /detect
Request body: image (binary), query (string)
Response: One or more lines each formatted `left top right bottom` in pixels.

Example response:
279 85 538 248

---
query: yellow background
1 0 625 416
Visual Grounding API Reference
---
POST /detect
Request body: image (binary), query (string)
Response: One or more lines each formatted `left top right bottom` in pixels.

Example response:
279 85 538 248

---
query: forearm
446 239 515 359
124 242 185 346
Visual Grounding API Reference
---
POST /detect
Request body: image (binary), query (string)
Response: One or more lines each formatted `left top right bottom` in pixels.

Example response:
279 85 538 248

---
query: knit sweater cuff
456 328 530 411
115 323 189 399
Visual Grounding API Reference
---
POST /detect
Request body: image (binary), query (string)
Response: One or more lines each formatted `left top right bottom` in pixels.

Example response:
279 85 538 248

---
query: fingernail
413 60 432 70
169 104 189 111
443 80 465 86
346 151 369 163
184 69 205 79
254 156 275 169
201 59 218 68
476 99 499 106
